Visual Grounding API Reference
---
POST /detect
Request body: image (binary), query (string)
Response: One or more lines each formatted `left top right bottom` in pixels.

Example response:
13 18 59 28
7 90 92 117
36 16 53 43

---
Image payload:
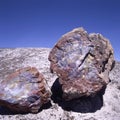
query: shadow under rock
0 101 52 115
51 78 106 113
0 106 15 115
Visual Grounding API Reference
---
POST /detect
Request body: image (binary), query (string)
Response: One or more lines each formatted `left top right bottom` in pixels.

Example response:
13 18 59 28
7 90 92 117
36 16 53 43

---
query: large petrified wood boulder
49 27 114 100
0 67 51 113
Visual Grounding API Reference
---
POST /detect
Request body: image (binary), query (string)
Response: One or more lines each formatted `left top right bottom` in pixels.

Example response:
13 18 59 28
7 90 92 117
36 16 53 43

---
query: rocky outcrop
0 66 51 113
49 28 114 100
0 48 120 120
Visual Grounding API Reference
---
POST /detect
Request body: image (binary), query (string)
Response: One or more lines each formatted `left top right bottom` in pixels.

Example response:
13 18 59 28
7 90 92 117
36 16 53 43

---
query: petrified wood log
0 67 51 113
49 27 114 100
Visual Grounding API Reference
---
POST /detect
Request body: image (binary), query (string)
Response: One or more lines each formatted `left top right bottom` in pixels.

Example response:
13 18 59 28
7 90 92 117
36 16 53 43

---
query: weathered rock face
49 27 114 100
0 67 51 113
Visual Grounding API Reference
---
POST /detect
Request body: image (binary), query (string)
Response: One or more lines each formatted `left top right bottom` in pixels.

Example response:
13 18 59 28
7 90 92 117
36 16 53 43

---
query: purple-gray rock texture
0 66 51 113
49 27 114 100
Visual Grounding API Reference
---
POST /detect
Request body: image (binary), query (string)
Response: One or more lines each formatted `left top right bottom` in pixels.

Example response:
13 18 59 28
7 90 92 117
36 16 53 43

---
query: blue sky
0 0 120 61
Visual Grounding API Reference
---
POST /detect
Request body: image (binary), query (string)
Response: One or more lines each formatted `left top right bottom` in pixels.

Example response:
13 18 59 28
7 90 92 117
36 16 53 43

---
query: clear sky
0 0 120 61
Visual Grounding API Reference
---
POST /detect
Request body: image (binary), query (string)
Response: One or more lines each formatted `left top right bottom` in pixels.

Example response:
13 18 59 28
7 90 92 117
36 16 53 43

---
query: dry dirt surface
0 48 120 120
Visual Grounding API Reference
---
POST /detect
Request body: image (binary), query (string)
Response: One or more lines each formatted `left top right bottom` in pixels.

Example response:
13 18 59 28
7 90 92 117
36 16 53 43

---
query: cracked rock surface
49 27 114 100
0 66 51 113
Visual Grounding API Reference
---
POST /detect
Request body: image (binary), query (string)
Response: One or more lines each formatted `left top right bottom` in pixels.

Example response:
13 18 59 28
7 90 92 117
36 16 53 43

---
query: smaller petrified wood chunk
49 27 114 100
0 67 51 113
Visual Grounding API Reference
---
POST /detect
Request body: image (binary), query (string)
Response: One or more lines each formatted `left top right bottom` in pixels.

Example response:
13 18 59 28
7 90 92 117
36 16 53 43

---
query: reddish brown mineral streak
49 27 114 100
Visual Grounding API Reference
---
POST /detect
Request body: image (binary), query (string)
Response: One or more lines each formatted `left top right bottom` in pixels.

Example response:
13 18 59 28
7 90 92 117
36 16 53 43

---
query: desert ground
0 48 120 120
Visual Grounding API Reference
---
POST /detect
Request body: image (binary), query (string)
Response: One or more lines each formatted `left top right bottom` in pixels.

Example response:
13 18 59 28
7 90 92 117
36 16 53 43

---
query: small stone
0 67 51 113
49 27 114 100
